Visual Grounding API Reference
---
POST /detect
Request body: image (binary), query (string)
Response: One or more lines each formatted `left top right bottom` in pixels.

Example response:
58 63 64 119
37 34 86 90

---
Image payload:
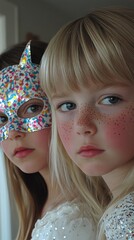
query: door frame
0 0 18 51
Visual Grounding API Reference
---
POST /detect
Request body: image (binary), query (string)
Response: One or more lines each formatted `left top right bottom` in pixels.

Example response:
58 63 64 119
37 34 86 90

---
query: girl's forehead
51 77 132 99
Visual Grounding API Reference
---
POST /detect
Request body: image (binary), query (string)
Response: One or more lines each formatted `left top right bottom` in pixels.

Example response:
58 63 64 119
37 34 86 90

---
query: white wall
0 14 6 53
3 0 134 44
0 3 18 238
0 0 18 49
0 149 11 240
5 0 70 43
0 149 18 240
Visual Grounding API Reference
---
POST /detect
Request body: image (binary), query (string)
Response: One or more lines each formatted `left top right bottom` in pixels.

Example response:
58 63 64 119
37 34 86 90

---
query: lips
78 145 104 158
14 147 34 158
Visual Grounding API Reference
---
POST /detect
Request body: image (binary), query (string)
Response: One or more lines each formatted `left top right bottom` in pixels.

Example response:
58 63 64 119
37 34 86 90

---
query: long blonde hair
5 156 47 240
0 40 48 240
40 7 134 238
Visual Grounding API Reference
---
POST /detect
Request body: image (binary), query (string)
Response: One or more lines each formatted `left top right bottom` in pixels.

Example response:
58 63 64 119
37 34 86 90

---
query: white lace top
31 200 96 239
101 192 134 239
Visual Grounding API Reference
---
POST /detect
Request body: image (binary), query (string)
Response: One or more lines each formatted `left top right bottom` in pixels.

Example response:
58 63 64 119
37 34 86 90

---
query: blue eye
59 102 76 112
100 96 122 105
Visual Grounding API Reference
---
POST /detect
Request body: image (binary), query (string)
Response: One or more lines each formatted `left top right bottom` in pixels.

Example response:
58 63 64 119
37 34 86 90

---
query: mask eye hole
0 113 8 128
17 98 44 118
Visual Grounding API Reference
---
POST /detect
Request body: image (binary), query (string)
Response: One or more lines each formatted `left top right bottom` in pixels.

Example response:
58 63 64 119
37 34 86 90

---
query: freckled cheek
104 113 134 149
57 121 74 152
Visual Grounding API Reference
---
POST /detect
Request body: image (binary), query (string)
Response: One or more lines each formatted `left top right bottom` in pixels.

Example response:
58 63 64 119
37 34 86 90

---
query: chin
19 166 38 174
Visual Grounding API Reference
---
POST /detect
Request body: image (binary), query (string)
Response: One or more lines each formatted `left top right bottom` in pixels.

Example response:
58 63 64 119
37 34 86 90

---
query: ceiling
43 0 134 19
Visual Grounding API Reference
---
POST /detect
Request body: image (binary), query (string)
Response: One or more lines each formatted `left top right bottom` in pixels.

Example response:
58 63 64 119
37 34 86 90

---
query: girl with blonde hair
40 7 134 240
0 41 110 240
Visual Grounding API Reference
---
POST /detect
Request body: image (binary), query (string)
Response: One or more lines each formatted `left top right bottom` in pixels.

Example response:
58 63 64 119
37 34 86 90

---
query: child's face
52 81 134 177
0 97 51 173
1 127 51 174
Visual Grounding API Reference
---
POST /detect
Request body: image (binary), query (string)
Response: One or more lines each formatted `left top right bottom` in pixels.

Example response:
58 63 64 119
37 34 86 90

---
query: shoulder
103 192 134 240
31 201 96 239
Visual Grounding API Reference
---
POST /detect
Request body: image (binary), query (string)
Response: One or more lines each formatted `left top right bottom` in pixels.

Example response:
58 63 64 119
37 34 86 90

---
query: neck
102 159 134 197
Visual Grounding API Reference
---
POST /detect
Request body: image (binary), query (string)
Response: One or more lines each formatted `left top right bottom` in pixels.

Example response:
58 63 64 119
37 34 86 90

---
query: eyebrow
52 92 70 99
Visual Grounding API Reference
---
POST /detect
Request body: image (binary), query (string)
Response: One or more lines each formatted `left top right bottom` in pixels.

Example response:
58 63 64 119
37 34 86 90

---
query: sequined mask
0 41 51 142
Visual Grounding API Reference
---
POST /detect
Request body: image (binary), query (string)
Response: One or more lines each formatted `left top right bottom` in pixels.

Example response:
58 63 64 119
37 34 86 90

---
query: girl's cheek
1 141 8 155
57 121 73 150
104 109 134 149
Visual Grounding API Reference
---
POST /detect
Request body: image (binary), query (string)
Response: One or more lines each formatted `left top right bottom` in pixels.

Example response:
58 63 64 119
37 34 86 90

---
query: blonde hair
40 7 134 239
5 156 47 240
40 8 134 95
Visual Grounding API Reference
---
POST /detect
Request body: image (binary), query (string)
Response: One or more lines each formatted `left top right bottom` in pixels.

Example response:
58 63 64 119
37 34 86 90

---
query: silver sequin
102 192 134 239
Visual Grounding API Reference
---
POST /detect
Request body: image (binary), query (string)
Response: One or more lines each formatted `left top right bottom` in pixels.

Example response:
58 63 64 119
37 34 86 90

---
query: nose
75 108 97 136
8 130 26 140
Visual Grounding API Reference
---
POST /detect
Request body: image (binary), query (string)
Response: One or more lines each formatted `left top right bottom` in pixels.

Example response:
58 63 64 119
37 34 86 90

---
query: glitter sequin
102 192 134 239
31 201 96 239
0 41 51 142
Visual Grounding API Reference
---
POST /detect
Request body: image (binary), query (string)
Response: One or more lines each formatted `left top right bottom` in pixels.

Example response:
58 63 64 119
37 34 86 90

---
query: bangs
40 10 134 98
